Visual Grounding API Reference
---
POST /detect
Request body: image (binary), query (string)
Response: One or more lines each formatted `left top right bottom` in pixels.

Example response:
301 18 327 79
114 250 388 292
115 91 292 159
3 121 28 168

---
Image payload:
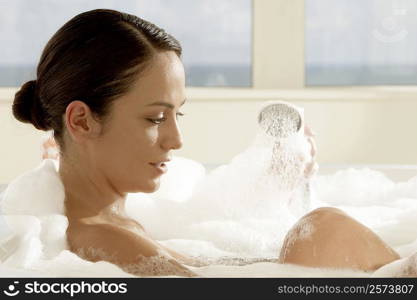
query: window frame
2 0 417 102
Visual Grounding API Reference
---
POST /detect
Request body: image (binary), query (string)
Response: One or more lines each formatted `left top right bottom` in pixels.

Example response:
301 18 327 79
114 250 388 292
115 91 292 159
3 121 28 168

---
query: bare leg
278 207 400 271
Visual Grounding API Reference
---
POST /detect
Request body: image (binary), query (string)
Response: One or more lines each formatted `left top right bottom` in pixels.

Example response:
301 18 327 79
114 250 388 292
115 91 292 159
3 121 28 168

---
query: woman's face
90 51 186 194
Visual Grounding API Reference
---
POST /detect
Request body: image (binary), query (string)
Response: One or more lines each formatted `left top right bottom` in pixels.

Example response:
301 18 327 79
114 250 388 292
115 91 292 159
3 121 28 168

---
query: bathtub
0 161 416 278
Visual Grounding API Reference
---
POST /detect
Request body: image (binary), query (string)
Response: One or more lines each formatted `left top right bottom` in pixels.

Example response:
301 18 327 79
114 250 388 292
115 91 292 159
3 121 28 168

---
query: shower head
258 102 302 138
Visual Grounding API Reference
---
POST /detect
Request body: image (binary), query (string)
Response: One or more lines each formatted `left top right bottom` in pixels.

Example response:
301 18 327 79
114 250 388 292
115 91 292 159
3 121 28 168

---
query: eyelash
148 112 185 125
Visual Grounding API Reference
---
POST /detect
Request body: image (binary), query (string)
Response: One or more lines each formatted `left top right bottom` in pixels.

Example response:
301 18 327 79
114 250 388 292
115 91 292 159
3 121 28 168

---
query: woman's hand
303 125 318 179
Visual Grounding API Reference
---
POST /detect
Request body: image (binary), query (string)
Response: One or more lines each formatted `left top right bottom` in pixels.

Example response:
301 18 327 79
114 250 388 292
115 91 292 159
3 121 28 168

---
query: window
0 0 252 87
306 0 417 86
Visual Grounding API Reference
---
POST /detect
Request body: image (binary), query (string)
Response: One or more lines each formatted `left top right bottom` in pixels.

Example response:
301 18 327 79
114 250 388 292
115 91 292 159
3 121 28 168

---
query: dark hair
12 9 182 150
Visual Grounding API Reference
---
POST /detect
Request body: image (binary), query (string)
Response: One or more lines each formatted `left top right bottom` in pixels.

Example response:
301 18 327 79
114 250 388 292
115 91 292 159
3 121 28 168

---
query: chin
133 179 161 194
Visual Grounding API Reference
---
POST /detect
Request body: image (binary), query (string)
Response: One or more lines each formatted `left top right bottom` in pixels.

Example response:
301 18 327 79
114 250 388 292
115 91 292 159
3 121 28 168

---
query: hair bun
12 80 51 131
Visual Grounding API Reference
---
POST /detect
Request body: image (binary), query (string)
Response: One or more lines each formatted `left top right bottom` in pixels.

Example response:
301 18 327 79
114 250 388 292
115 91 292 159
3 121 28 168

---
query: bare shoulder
66 221 198 277
67 221 159 264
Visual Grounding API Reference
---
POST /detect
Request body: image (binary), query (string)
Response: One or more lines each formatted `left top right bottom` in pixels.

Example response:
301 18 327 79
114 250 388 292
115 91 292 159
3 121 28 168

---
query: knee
279 207 399 271
278 207 353 265
293 207 349 231
291 207 351 241
306 207 347 218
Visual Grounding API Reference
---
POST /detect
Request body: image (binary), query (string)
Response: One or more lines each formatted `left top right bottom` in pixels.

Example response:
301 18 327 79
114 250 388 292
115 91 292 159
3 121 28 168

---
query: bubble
186 255 278 266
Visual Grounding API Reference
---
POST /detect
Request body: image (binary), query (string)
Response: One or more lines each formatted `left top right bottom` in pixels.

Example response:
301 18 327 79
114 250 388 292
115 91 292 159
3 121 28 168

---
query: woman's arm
157 243 209 267
67 222 199 277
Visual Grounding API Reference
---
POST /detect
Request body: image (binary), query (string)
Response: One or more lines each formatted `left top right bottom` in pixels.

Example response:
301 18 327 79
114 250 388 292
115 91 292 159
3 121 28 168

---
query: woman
12 9 403 277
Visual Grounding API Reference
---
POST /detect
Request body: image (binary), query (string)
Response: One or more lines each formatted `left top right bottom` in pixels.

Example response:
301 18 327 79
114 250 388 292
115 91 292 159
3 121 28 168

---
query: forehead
128 51 185 106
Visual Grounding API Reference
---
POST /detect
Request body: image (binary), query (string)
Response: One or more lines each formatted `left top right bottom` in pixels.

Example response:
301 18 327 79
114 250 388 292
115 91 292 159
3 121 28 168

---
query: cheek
142 126 159 145
127 126 159 160
102 121 158 155
102 125 160 178
94 119 164 185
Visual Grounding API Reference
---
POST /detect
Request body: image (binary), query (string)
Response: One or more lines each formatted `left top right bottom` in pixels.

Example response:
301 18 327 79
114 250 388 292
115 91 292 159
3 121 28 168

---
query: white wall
1 87 417 184
0 97 44 184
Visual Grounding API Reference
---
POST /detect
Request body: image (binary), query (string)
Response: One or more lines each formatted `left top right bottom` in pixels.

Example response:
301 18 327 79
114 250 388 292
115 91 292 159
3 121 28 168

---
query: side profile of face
66 51 186 194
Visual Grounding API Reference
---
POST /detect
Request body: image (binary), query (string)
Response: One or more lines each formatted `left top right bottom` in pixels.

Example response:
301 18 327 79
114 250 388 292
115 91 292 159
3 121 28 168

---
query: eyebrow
146 99 186 109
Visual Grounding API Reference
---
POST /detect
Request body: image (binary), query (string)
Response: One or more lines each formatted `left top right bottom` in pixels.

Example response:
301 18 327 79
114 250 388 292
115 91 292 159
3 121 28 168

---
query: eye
147 117 167 125
147 112 185 125
176 112 185 120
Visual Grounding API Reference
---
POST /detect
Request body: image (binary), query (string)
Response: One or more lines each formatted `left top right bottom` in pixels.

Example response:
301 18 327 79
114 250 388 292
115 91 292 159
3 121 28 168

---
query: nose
161 118 183 151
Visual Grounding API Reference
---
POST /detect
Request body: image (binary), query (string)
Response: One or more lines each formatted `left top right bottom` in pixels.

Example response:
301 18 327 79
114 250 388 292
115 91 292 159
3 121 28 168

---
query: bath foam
29 250 134 278
372 252 417 277
152 156 206 203
1 156 417 276
0 160 69 266
1 160 64 216
1 216 43 268
313 168 396 207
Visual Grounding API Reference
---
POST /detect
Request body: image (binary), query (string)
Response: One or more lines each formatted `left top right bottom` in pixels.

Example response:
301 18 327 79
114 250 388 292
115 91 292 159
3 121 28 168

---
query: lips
149 160 170 174
150 162 166 168
150 158 171 166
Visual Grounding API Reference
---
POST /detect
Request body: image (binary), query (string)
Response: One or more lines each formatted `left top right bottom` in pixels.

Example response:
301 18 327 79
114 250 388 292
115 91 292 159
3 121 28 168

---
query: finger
304 125 316 137
307 136 317 158
304 162 314 178
304 161 319 178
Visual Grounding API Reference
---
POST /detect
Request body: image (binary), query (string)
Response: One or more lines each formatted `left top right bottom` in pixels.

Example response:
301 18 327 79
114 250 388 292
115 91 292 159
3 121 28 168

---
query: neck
58 155 127 221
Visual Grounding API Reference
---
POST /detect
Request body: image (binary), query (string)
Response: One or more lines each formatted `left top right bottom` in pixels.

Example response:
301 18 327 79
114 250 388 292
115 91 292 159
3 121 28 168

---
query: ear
64 101 102 143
